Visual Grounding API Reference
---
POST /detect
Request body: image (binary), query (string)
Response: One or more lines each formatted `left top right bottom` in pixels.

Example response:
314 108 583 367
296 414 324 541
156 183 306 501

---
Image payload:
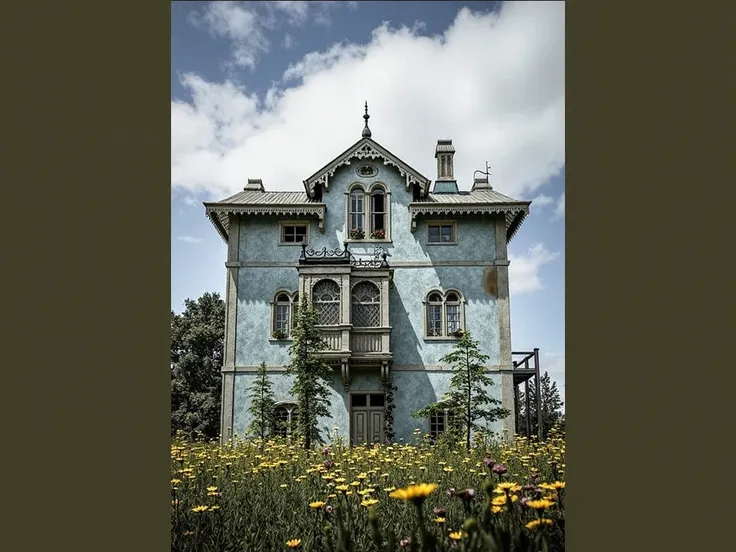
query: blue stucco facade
209 132 529 445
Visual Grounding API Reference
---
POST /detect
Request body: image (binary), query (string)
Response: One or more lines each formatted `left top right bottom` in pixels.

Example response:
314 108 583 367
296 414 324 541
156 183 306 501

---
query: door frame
349 390 386 445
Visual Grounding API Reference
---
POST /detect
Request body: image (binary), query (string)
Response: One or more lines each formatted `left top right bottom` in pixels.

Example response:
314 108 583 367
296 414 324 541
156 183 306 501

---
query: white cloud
553 191 565 220
508 244 560 295
177 235 204 244
173 2 565 201
171 2 565 205
531 194 554 210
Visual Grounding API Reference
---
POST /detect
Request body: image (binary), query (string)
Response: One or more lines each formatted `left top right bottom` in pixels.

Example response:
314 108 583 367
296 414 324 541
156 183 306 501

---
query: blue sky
171 1 565 403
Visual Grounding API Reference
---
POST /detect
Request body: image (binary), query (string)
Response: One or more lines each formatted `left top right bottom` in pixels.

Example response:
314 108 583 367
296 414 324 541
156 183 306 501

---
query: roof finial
362 101 372 138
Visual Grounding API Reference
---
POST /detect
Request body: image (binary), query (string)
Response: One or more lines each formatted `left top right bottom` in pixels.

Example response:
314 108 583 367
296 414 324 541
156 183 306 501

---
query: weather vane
473 161 491 181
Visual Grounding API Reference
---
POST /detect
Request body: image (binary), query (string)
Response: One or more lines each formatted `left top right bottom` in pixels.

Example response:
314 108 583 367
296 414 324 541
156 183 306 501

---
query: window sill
278 242 307 246
423 336 461 342
269 337 293 343
426 242 458 246
345 238 392 244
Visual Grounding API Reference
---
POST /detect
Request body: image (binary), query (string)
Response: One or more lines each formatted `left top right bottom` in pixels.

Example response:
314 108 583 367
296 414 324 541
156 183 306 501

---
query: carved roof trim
302 137 431 198
407 202 530 244
204 202 326 242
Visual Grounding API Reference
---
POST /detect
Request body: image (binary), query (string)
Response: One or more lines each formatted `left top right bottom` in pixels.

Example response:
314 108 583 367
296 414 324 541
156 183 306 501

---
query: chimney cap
244 178 265 192
472 175 492 191
435 138 455 157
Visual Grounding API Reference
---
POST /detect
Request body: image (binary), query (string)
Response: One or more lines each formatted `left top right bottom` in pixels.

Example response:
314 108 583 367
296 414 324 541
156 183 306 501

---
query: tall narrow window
445 292 461 334
370 188 386 238
352 281 381 327
427 292 443 336
313 279 341 325
291 292 299 329
274 293 291 335
350 188 365 233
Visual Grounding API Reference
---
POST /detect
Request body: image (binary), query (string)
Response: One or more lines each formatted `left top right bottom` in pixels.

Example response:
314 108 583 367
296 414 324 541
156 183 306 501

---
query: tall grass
171 427 565 551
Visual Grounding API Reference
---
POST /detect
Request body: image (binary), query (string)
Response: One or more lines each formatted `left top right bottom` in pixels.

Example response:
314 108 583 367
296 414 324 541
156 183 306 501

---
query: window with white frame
280 223 308 244
425 289 465 338
347 184 390 240
273 403 299 437
312 279 341 326
351 281 381 327
427 222 456 244
271 291 299 338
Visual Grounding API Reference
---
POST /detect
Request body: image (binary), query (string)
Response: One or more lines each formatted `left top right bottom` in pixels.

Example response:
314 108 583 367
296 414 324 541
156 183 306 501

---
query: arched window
273 403 299 437
370 187 386 238
313 279 341 326
271 291 299 339
349 186 365 235
346 183 390 241
352 281 380 327
424 290 465 338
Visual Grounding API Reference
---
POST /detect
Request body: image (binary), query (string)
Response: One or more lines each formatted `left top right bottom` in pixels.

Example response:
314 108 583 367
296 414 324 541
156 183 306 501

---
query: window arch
424 289 465 338
273 403 299 437
312 279 341 326
352 281 380 327
346 183 390 241
271 290 299 339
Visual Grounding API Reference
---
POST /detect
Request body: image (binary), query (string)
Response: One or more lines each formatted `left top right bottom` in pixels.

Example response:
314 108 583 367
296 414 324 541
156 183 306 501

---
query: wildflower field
171 429 565 552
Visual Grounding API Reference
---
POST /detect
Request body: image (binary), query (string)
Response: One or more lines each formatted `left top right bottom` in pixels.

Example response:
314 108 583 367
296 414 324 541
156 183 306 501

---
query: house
205 104 539 446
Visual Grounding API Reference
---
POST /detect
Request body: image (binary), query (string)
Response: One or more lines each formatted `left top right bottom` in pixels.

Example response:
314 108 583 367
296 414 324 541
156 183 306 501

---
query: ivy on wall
381 365 396 443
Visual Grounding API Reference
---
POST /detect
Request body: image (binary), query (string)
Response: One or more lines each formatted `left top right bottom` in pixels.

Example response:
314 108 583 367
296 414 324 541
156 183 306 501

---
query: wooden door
350 393 385 445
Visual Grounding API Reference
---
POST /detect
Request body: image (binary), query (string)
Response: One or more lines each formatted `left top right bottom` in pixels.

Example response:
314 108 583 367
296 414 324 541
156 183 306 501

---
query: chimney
432 139 459 194
434 139 456 181
472 174 492 192
244 178 265 192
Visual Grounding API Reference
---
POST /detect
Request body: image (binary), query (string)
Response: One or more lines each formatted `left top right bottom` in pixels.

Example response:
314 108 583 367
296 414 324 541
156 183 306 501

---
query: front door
350 393 385 445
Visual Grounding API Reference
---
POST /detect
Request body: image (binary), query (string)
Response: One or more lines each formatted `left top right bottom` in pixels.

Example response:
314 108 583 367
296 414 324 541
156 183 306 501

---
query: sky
171 1 565 405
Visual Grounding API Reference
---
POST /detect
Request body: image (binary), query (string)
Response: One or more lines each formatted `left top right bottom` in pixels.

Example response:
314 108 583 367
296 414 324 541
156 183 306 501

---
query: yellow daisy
526 519 554 530
389 483 438 504
309 501 325 509
286 538 302 548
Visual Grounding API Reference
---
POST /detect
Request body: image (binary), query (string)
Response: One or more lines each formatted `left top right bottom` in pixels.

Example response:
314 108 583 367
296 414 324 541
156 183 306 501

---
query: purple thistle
492 464 507 476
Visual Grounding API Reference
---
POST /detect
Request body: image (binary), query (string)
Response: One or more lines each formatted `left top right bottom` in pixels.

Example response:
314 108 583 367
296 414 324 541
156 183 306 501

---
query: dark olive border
5 0 731 550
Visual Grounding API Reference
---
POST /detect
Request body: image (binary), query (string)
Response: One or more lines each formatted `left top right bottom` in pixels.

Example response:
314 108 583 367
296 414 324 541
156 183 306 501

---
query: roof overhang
407 202 531 243
204 202 327 242
302 137 431 198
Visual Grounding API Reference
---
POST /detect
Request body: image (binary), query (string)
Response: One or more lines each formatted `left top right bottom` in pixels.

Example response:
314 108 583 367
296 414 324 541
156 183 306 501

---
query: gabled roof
409 189 531 243
302 137 432 198
204 191 325 242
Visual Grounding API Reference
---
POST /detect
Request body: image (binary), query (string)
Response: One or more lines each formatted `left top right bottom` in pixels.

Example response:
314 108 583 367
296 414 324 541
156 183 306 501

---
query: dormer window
346 183 391 241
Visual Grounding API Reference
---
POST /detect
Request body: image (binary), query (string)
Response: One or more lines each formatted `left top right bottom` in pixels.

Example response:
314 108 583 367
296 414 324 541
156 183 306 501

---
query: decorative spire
362 101 372 138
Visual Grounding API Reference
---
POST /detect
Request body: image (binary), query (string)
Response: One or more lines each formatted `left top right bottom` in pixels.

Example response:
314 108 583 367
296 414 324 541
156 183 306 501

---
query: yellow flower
361 498 379 507
435 517 446 524
551 481 566 490
389 483 438 503
280 484 288 488
286 538 302 548
449 531 466 540
336 484 349 492
383 486 396 493
526 519 554 530
210 505 220 510
206 486 217 492
171 479 182 485
309 501 325 509
497 482 517 490
442 466 454 473
526 499 555 510
491 505 502 514
350 481 361 487
191 505 208 513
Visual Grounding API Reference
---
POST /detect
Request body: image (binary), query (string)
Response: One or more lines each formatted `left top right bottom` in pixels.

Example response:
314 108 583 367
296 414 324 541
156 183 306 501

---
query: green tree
285 296 333 450
170 292 225 439
517 371 564 439
246 362 276 440
412 330 510 450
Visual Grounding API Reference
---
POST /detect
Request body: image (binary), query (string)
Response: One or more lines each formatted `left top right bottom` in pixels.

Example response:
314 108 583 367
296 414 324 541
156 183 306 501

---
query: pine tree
412 330 510 450
517 371 564 439
285 296 333 450
246 362 276 440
